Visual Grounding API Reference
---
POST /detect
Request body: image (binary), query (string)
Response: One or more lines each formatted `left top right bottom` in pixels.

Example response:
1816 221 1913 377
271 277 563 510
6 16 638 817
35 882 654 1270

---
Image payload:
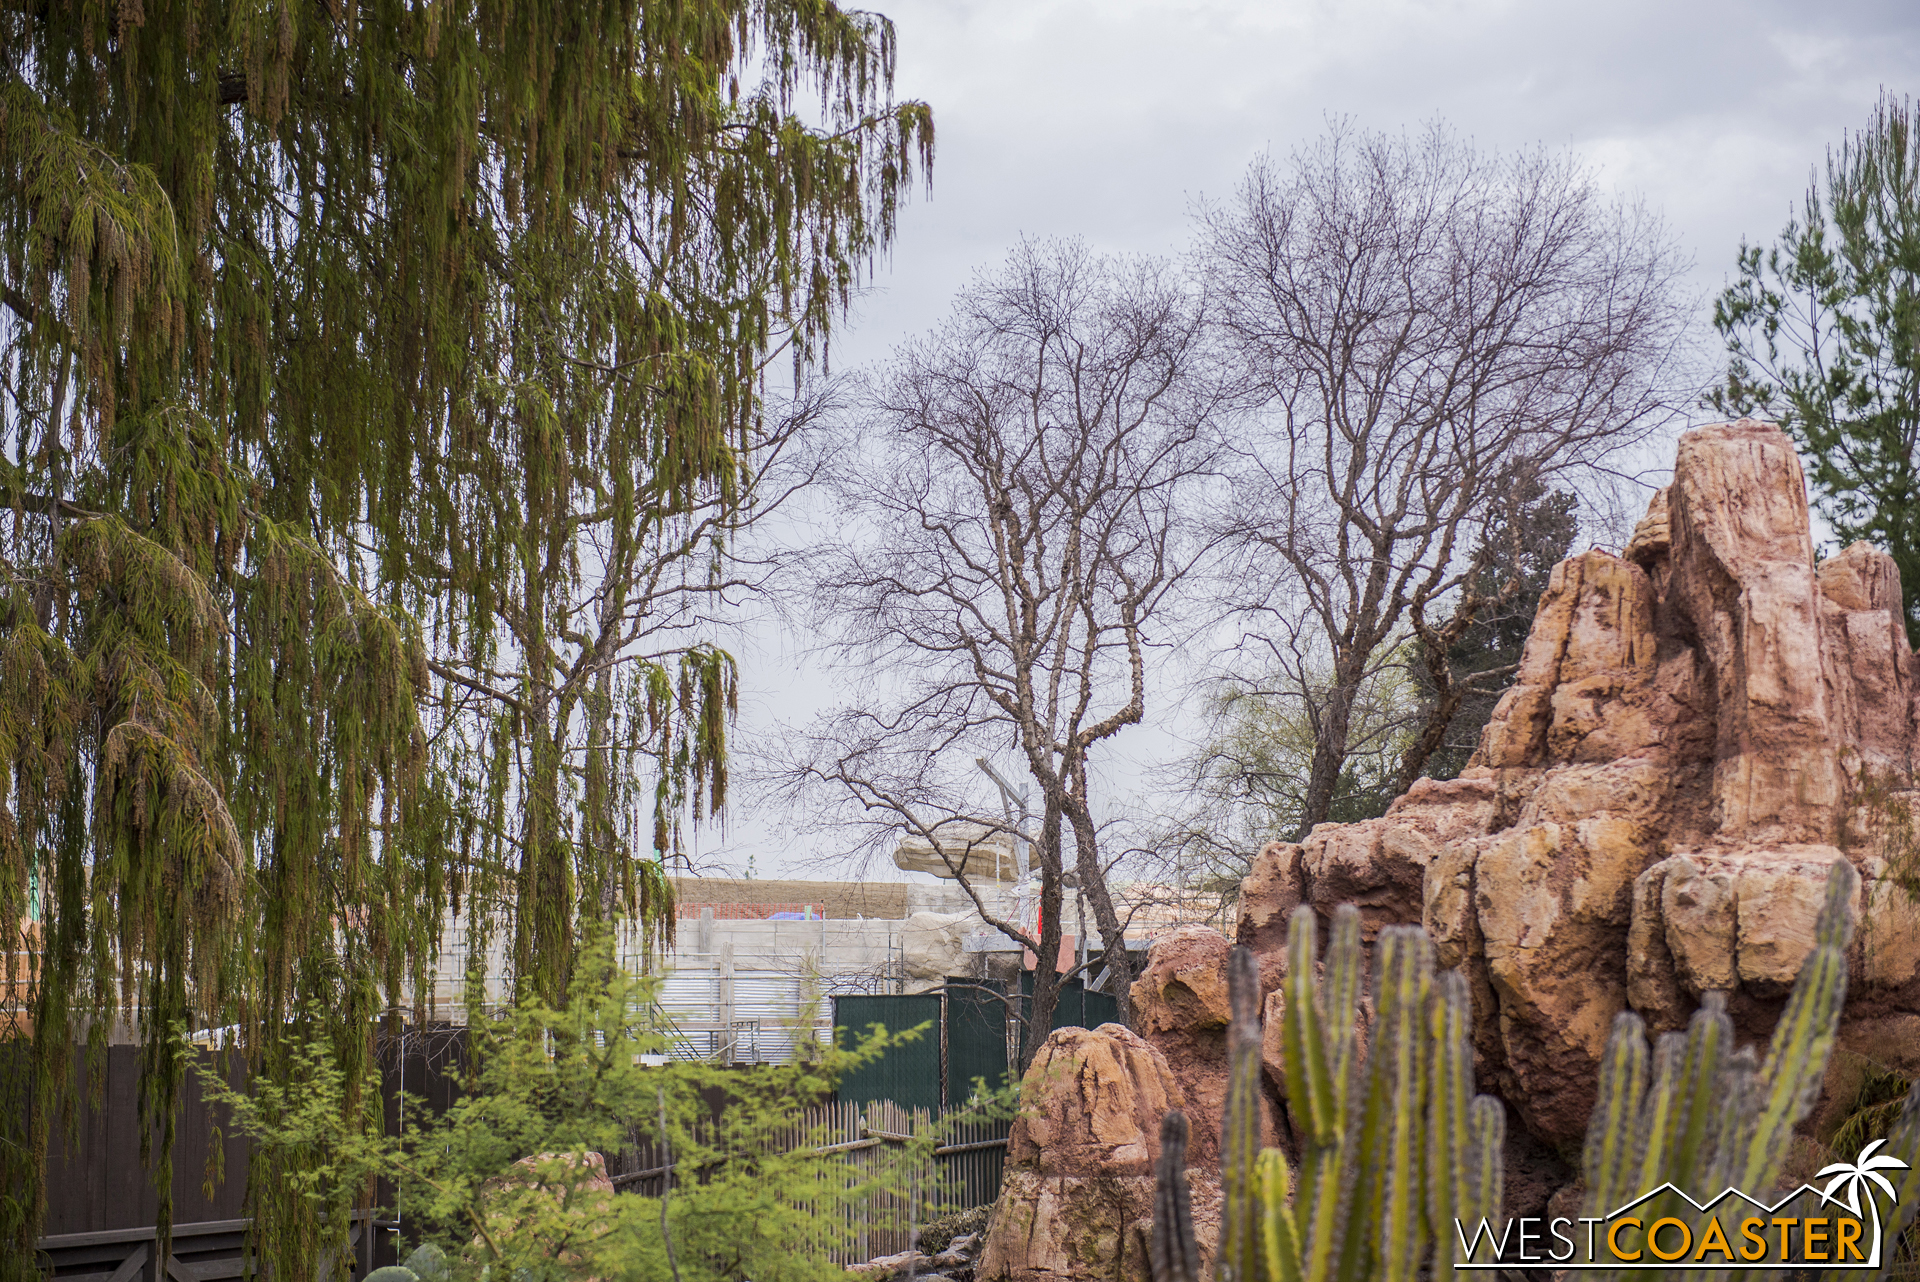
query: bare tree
1197 121 1691 837
777 239 1222 1056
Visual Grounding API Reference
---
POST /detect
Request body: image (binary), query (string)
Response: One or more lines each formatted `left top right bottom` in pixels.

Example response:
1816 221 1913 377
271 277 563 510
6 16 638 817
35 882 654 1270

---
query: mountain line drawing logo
1452 1140 1910 1271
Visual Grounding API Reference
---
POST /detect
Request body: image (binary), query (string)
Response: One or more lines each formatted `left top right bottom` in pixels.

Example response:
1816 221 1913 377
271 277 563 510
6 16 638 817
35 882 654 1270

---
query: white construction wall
402 894 1023 1065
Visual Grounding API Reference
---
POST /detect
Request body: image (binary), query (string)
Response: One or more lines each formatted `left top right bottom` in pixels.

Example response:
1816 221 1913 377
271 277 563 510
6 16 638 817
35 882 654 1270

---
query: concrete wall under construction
401 879 1028 1063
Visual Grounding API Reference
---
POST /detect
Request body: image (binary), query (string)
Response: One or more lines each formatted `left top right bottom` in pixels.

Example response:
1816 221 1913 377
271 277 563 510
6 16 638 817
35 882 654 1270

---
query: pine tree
0 2 931 1271
1415 481 1577 781
1713 92 1920 642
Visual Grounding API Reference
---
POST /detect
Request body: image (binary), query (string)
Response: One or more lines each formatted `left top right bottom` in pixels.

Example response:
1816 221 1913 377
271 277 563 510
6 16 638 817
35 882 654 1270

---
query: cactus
1574 857 1858 1282
1850 1079 1920 1280
1156 903 1504 1282
1152 1111 1201 1282
1150 859 1868 1282
1216 948 1265 1282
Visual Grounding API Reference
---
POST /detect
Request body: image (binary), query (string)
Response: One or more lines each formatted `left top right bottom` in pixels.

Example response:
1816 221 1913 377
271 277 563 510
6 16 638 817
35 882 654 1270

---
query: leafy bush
196 930 937 1281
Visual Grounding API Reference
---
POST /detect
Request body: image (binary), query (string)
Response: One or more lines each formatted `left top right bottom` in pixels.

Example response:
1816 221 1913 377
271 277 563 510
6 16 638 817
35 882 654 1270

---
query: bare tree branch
772 239 1224 1057
1198 120 1692 835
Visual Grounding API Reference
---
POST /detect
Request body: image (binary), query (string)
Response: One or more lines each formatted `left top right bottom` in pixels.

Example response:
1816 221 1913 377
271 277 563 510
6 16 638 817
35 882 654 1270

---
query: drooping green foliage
196 928 940 1281
0 0 931 1266
1844 1075 1920 1278
1163 909 1504 1282
1577 858 1858 1282
1712 92 1920 645
1829 1061 1914 1166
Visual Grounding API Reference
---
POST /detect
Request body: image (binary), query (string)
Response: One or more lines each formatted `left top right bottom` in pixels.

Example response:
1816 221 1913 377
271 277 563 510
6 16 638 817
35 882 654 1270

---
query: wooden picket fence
607 1098 1009 1265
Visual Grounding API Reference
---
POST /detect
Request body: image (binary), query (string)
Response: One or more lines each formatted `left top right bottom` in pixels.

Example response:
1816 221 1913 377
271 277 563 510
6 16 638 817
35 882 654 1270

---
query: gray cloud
839 0 1920 365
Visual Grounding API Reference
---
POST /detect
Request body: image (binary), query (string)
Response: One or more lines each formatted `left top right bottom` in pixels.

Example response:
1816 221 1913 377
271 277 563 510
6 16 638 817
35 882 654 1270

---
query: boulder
977 1024 1222 1282
477 1150 615 1275
900 911 971 989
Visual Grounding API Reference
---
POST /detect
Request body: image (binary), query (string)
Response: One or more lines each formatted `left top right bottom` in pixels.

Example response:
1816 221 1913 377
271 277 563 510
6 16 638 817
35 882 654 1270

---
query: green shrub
195 929 936 1281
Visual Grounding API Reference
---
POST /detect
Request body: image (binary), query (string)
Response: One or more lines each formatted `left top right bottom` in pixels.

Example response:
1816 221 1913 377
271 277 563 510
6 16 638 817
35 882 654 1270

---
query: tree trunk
1392 643 1466 797
1293 668 1358 839
1017 803 1068 1075
515 566 574 1005
1065 764 1135 1025
583 666 619 921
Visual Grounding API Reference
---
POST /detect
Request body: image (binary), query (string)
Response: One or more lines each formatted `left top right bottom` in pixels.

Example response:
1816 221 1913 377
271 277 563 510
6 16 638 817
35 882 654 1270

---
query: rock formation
976 1023 1222 1282
1230 420 1920 1154
1123 925 1286 1169
979 422 1920 1278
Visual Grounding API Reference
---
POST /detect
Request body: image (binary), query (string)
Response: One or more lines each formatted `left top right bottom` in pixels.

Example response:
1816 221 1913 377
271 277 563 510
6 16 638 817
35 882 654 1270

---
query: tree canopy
0 0 930 1266
1411 479 1577 784
1199 122 1687 838
782 238 1221 1046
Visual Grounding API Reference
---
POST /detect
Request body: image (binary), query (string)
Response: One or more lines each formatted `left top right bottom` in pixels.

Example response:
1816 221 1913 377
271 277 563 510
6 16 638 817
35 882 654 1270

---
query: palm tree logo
1816 1139 1911 1266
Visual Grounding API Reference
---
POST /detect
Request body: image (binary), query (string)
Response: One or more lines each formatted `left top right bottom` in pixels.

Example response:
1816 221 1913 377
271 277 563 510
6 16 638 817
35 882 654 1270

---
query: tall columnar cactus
1860 1080 1920 1280
1577 858 1861 1282
1151 861 1873 1282
1153 1112 1201 1282
1160 903 1504 1282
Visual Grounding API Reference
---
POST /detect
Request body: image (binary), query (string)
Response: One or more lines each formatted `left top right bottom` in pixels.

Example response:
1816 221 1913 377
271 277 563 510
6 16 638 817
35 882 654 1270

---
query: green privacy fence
831 977 1121 1216
945 982 1012 1105
831 976 1119 1112
1017 972 1119 1059
833 993 944 1110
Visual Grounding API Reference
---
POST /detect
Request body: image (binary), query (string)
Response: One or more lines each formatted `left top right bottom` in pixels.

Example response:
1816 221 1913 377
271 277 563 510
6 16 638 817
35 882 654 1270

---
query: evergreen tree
1713 92 1920 642
1415 481 1577 782
0 1 930 1270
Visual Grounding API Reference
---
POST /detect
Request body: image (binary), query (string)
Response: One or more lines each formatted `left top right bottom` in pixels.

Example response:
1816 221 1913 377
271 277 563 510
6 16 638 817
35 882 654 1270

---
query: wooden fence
26 1035 1009 1273
34 1211 391 1282
28 1044 253 1238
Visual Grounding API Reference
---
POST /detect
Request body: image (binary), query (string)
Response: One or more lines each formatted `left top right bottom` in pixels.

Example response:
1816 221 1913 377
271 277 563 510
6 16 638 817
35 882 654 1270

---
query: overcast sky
696 0 1920 881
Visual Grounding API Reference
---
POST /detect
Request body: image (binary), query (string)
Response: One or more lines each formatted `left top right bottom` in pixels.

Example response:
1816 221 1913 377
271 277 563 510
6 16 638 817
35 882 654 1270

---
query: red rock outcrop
977 1024 1222 1282
987 422 1920 1273
1227 420 1920 1154
1124 925 1287 1169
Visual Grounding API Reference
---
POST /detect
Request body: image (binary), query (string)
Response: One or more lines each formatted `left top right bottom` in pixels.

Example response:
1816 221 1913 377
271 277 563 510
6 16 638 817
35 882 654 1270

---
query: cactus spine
1164 903 1505 1282
1152 860 1869 1282
1575 858 1859 1282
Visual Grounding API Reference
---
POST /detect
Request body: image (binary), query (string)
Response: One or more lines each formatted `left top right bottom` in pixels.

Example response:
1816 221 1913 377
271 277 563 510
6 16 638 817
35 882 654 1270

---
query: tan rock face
1007 1025 1183 1177
1224 419 1920 1151
978 1024 1221 1282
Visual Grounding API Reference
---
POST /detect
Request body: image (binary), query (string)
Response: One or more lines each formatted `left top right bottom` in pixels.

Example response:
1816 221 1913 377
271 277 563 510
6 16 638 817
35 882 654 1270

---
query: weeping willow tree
0 0 930 1270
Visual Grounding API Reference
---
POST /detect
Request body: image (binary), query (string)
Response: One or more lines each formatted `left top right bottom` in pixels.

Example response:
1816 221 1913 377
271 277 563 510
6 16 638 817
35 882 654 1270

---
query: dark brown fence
34 1211 391 1282
23 1030 1008 1272
35 1044 252 1237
